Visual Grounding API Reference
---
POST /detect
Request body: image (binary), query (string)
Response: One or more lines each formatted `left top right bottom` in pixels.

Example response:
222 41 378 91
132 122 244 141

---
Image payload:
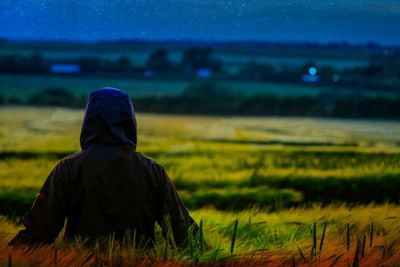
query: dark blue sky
1 0 399 45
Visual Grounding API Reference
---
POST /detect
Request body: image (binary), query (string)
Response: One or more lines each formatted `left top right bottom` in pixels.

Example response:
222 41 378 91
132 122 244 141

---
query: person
9 87 196 248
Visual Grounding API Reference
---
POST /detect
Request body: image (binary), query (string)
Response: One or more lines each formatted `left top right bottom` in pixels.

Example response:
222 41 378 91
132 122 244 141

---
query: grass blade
199 219 204 256
230 219 239 256
370 222 374 248
319 221 327 253
352 239 361 267
329 254 343 267
188 225 195 260
291 256 297 267
163 238 168 261
298 247 308 263
346 223 350 251
311 221 317 257
361 234 366 257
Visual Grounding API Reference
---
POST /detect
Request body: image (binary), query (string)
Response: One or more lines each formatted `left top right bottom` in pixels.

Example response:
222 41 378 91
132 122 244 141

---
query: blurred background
0 0 399 117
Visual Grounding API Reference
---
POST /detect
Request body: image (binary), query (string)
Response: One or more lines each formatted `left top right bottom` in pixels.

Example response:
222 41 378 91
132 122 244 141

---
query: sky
0 0 399 45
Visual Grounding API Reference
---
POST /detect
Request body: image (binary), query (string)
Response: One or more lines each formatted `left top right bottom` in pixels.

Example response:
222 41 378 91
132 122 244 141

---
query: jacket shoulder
51 151 85 174
134 152 164 170
58 151 84 165
63 151 83 160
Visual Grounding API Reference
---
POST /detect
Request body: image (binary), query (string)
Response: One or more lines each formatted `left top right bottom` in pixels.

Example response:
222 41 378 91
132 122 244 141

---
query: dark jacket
10 88 196 247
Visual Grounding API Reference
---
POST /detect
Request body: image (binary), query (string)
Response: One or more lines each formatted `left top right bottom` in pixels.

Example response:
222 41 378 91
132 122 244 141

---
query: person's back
10 88 196 247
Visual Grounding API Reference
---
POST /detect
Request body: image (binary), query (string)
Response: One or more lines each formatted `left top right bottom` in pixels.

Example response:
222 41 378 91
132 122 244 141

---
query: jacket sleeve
9 160 69 246
155 166 197 247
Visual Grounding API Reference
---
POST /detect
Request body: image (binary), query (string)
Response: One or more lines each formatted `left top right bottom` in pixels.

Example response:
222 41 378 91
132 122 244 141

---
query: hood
80 87 137 150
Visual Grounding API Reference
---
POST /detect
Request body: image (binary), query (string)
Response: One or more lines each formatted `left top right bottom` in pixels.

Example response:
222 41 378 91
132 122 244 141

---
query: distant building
301 66 319 83
50 63 81 74
302 74 319 83
196 68 211 78
144 69 156 78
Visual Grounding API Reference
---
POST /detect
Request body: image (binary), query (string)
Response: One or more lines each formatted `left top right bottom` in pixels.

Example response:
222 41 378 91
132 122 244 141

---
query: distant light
308 67 317 76
332 74 340 82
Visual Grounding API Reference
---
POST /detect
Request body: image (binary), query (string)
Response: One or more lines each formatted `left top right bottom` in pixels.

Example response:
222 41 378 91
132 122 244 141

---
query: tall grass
2 205 400 265
2 210 400 266
230 219 239 256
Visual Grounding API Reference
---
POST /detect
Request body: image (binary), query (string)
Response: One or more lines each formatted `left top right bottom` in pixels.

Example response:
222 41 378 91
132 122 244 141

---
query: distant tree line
0 47 223 77
0 47 399 92
135 81 400 118
1 83 400 118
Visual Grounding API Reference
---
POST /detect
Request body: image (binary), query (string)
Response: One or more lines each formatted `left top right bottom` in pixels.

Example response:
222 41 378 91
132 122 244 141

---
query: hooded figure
10 88 196 247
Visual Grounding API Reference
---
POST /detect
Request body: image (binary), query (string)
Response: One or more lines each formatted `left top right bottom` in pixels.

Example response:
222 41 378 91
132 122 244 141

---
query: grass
1 204 400 266
1 107 400 212
0 107 400 265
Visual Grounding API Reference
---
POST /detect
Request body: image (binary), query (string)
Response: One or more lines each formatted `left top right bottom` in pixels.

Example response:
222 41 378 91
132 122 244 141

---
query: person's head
80 87 137 150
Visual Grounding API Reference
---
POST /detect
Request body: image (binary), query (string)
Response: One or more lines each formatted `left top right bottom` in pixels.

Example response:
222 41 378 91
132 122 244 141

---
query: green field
1 107 400 266
1 74 395 103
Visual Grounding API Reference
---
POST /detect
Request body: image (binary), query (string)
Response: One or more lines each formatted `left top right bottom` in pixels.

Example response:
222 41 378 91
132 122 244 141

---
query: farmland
2 40 397 106
3 73 393 103
1 107 400 266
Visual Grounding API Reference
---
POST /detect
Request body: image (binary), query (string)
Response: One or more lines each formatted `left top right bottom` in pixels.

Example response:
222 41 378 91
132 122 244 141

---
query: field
1 107 400 266
3 73 394 104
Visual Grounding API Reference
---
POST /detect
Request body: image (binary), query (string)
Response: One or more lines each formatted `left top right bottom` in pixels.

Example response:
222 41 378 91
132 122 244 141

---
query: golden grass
1 204 400 266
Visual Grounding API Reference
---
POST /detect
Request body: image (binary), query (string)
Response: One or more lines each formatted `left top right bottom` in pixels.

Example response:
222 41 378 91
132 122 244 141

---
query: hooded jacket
10 88 196 247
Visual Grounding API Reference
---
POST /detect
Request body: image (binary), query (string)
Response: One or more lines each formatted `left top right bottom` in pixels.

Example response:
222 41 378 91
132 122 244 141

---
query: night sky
0 0 399 45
